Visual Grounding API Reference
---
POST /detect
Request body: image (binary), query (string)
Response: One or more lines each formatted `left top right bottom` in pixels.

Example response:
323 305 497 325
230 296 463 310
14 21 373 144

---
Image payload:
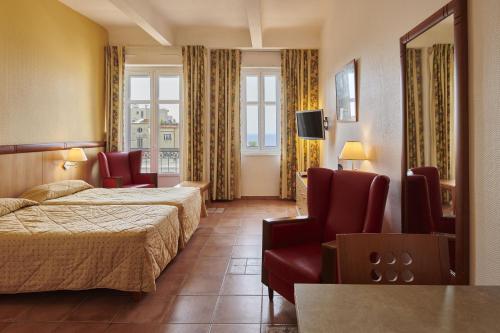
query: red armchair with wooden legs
97 151 157 188
262 168 390 304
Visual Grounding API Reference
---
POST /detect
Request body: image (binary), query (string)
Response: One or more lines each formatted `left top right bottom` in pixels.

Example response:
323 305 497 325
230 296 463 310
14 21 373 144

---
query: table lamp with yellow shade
63 148 88 170
339 141 367 170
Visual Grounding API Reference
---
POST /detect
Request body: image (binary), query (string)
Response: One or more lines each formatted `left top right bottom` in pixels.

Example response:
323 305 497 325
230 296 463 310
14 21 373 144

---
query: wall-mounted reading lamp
63 148 88 170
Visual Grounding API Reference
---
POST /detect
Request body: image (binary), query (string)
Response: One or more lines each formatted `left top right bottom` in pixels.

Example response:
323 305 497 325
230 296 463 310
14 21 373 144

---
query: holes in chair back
383 252 396 265
371 269 382 282
385 270 398 282
401 252 413 265
401 269 415 283
369 252 381 264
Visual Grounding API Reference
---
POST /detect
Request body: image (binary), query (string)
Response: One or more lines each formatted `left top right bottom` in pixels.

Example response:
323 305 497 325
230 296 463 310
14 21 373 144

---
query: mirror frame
400 0 469 284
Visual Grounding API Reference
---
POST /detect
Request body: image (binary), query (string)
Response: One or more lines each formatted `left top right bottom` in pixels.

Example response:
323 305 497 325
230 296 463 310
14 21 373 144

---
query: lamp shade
67 148 88 162
339 141 366 160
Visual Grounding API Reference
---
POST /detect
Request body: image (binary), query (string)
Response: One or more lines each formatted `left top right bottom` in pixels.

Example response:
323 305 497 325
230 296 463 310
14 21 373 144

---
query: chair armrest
321 241 338 283
261 216 319 287
262 216 319 251
102 177 123 188
432 232 456 241
134 173 158 187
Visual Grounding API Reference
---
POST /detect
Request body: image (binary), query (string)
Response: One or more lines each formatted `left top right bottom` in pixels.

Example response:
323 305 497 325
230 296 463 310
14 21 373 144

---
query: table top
440 179 456 189
175 181 210 191
295 284 500 333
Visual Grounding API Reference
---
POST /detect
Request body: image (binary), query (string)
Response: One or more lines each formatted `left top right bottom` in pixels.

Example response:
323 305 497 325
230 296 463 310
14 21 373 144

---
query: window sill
241 150 281 156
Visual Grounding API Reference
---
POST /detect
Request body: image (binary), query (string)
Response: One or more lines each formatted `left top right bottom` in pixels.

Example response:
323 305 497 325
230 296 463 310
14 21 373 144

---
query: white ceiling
59 0 327 48
262 0 327 30
146 0 249 29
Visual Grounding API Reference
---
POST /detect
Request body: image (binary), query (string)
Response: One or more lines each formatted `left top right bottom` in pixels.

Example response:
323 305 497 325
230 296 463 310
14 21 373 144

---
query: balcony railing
131 149 179 174
159 150 180 174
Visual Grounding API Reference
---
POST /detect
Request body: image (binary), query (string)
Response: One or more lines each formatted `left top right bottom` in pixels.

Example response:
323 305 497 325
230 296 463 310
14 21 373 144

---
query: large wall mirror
401 0 469 284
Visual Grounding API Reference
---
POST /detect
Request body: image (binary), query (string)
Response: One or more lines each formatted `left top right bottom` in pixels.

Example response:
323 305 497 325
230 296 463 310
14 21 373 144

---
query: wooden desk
295 284 500 333
440 179 456 214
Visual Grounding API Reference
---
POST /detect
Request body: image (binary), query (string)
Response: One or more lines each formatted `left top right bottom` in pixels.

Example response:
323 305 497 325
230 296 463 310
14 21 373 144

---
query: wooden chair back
336 233 451 285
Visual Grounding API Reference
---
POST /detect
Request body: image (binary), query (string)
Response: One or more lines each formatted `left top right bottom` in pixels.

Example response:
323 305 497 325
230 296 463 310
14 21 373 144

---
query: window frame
124 66 183 176
240 67 281 156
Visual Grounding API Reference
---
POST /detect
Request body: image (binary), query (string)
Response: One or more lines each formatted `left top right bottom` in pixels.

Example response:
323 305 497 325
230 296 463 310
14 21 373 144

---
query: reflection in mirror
402 0 469 285
405 17 457 241
405 15 458 273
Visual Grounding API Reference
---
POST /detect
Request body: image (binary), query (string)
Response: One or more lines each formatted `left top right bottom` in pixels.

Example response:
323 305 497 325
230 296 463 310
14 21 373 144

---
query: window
124 67 182 175
241 69 280 154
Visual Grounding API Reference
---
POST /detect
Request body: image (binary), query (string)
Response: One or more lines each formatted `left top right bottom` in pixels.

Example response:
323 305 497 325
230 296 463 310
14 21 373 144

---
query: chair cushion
264 243 322 284
122 183 156 188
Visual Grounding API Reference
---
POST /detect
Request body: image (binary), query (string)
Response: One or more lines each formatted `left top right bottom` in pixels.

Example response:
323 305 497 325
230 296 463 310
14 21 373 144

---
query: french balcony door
124 66 183 183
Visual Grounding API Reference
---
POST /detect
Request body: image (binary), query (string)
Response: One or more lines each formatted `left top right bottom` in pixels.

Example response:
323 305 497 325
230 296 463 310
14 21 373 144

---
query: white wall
319 0 449 232
125 46 182 65
469 0 500 285
240 155 281 197
240 51 281 197
320 0 500 284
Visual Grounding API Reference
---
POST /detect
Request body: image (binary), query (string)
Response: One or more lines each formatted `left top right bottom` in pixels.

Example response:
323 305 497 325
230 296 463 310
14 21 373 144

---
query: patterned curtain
280 49 320 200
181 46 207 181
406 48 425 169
209 49 241 200
104 46 125 152
430 44 454 203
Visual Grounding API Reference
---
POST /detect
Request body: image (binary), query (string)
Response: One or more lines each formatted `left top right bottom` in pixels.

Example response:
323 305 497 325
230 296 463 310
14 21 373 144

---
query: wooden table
175 181 210 217
295 284 500 333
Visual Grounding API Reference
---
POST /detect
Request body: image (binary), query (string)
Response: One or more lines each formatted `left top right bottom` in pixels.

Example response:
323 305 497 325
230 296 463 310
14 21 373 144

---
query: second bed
21 181 202 249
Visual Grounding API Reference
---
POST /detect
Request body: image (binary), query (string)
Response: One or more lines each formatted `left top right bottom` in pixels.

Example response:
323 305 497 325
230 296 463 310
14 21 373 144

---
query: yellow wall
320 0 500 284
0 0 108 145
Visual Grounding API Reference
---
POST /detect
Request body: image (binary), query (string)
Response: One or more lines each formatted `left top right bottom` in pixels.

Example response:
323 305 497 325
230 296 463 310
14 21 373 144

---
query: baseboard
240 196 281 200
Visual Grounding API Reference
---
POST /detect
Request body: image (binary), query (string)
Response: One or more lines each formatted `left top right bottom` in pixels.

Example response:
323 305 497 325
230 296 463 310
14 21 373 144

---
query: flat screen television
296 109 325 140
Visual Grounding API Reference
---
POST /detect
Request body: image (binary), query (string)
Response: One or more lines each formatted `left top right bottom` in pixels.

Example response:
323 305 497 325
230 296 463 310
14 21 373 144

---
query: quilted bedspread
42 187 201 249
0 205 180 293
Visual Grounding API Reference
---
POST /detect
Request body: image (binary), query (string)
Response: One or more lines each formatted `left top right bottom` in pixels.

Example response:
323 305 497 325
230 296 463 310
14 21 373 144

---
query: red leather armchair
407 166 455 234
262 168 390 304
97 151 157 188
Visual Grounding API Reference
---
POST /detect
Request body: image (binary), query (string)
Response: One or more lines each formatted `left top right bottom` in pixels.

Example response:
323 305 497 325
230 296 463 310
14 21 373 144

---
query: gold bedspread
0 205 180 293
42 187 201 249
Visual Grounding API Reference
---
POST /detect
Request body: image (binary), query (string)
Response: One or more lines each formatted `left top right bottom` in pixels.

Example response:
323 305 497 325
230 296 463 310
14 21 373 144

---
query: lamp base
63 161 76 170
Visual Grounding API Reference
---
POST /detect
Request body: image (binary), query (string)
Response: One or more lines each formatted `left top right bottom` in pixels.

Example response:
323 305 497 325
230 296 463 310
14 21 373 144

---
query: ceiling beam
245 0 262 48
109 0 174 46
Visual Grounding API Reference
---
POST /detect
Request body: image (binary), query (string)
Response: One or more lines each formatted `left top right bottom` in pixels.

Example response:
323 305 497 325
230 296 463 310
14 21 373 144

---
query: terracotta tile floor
0 200 298 333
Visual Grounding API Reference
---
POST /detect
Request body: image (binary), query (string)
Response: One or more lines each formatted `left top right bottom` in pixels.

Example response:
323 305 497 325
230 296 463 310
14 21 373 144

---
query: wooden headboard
0 141 105 198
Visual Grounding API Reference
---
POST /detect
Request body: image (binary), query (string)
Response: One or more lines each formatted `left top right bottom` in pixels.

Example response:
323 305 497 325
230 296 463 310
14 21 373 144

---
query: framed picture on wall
335 60 358 122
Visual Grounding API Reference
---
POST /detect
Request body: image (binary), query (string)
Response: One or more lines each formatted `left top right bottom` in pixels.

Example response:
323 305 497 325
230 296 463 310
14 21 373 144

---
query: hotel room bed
21 181 202 249
0 199 180 294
